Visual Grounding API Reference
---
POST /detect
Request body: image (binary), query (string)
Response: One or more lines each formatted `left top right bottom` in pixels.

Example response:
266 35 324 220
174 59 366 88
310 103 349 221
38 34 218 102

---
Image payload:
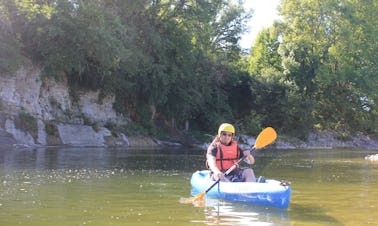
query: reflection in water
195 199 290 226
1 147 378 225
0 147 205 171
0 147 206 226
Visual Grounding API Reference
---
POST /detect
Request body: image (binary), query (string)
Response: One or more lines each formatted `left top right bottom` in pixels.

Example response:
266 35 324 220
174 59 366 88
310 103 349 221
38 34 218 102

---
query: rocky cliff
1 63 377 150
0 63 158 148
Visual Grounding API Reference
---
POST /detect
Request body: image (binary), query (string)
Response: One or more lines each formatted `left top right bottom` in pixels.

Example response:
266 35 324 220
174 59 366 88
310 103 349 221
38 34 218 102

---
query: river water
0 147 377 226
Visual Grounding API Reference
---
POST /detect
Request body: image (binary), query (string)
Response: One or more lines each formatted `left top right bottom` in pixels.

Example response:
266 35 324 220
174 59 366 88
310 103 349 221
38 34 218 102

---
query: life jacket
215 141 240 172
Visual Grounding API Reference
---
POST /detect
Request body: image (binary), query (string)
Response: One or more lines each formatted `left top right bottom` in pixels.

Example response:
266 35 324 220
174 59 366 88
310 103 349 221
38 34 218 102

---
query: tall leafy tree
315 0 378 133
248 26 282 76
0 3 24 74
278 0 336 136
279 0 377 135
244 25 290 134
120 0 251 131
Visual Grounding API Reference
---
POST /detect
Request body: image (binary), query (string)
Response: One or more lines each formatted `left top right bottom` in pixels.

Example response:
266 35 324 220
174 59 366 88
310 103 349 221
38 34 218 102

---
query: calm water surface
0 147 377 226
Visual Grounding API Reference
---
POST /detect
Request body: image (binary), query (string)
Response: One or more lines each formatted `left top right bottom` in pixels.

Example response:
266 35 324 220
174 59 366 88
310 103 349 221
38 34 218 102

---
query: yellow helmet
218 123 235 137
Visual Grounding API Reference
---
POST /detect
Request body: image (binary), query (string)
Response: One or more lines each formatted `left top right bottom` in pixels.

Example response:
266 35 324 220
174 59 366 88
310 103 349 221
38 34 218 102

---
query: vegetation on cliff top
0 0 377 140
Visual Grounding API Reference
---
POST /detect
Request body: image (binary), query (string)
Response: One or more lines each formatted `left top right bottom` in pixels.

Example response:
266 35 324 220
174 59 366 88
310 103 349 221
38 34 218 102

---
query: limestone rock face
0 64 122 123
0 65 43 116
4 119 35 146
57 124 106 146
79 91 119 124
0 63 141 147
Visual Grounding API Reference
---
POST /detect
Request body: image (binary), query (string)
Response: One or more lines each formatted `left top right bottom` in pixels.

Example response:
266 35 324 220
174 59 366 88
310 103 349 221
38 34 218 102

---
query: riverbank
195 130 378 151
1 122 378 150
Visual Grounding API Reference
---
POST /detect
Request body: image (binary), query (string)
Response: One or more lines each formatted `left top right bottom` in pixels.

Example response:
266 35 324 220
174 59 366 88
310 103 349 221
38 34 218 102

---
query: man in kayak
206 123 257 182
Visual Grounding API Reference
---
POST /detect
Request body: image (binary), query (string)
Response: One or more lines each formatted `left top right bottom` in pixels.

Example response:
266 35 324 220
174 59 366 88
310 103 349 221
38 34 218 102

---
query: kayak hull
190 170 291 209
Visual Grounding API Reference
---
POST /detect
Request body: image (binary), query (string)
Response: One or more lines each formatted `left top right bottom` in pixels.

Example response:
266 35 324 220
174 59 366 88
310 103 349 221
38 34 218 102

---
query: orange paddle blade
191 192 206 202
254 127 277 149
180 192 206 205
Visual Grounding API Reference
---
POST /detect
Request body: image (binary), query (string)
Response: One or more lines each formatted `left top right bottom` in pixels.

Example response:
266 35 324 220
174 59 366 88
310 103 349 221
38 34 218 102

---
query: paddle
189 127 277 203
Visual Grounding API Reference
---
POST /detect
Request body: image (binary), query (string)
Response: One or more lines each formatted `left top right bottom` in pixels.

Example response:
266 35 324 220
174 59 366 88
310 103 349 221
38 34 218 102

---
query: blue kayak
190 170 291 209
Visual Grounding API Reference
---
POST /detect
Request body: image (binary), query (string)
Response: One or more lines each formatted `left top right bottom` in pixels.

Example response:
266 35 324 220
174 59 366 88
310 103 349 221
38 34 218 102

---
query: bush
18 112 38 137
45 121 59 137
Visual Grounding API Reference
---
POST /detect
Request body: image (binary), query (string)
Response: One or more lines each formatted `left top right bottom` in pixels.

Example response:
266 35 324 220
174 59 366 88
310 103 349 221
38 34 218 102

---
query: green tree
248 26 282 76
0 1 27 74
95 0 253 134
314 0 378 133
279 0 377 135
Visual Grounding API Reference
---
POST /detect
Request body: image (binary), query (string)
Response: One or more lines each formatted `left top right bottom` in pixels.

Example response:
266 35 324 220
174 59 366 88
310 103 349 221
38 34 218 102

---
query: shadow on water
288 203 344 226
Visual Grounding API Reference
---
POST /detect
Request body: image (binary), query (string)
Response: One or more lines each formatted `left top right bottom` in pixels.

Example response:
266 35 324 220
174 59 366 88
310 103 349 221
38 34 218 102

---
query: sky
240 0 281 50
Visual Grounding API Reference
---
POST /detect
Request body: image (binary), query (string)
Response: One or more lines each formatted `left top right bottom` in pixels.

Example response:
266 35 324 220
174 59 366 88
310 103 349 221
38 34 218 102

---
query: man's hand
243 149 255 165
213 169 225 181
243 150 251 157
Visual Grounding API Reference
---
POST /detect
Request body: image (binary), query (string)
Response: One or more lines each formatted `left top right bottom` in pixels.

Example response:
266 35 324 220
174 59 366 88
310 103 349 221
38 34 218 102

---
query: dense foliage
0 0 376 139
249 0 377 138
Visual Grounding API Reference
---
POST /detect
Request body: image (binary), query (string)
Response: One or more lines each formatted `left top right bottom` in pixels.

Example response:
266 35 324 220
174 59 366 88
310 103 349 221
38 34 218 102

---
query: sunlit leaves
15 0 54 20
279 0 377 134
